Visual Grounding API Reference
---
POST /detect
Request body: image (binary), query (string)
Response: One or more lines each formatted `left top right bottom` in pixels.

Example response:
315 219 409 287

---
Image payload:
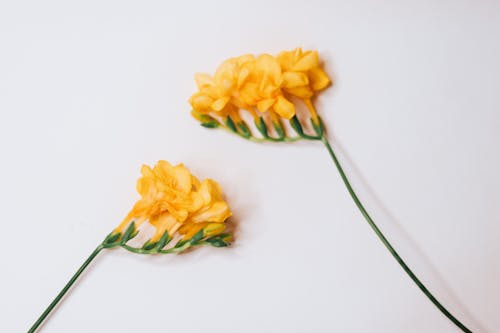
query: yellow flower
189 48 332 139
277 48 331 120
237 54 296 119
115 160 231 242
277 48 331 96
189 55 255 117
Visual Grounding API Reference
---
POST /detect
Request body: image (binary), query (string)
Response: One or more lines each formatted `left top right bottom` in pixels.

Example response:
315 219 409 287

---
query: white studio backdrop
0 0 498 332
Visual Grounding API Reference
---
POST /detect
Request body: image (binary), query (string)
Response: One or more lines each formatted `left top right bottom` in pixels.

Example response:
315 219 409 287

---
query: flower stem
321 136 472 333
28 244 104 333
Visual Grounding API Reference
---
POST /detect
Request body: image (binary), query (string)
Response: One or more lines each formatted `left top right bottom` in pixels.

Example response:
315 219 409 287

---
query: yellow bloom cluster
189 48 331 121
115 160 231 242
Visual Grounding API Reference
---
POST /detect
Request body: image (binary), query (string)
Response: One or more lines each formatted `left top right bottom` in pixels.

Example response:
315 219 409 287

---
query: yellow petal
230 96 248 109
284 86 314 99
179 222 208 240
257 98 275 112
255 54 281 85
277 50 295 71
136 177 155 198
150 213 180 241
189 93 214 111
215 59 238 92
204 223 226 237
194 73 215 89
292 51 319 71
140 164 154 178
282 71 309 88
239 82 260 106
237 66 251 88
190 201 232 223
236 54 255 66
273 95 296 119
154 161 192 194
309 67 331 91
166 202 189 222
198 179 223 205
211 96 230 112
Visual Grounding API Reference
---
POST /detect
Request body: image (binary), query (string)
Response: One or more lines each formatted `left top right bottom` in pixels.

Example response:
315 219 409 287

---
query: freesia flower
115 160 231 243
188 48 474 333
29 161 233 332
277 48 330 121
189 48 331 128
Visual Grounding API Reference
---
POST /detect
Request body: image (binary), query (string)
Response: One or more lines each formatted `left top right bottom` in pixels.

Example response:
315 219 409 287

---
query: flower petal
282 71 309 88
273 95 296 119
257 98 276 112
190 201 232 223
292 51 319 71
309 67 331 91
194 73 215 89
189 93 214 112
211 96 230 112
255 54 281 85
283 86 314 99
150 213 180 241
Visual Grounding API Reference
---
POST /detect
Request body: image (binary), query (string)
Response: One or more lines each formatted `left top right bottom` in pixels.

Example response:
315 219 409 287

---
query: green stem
321 136 472 333
28 244 104 333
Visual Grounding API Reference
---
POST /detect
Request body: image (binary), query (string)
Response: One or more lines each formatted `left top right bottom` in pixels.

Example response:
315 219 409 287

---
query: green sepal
205 234 231 247
175 239 188 248
225 116 237 133
142 240 158 251
311 116 324 137
237 122 251 138
273 121 285 139
255 117 269 138
290 116 304 136
170 240 191 253
155 231 170 251
201 120 219 129
120 222 136 244
129 229 139 239
192 110 219 128
104 232 121 245
190 229 205 244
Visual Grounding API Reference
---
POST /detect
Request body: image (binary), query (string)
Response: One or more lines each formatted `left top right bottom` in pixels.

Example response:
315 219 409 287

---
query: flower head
189 48 331 142
107 161 232 254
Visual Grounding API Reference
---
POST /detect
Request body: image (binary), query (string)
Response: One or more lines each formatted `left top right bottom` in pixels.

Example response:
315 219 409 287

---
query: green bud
290 116 304 136
205 233 232 247
129 229 139 239
311 116 324 136
142 240 157 251
225 116 237 132
174 239 189 250
237 121 251 138
190 229 205 244
104 232 121 245
273 121 285 139
255 117 269 138
155 231 170 250
120 222 136 244
201 120 219 128
192 110 219 128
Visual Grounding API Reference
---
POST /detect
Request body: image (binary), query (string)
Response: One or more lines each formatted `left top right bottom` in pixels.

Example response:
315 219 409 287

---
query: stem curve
321 136 472 333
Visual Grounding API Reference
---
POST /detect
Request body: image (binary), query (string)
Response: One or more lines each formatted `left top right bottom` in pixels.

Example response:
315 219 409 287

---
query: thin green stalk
28 244 104 333
321 136 472 333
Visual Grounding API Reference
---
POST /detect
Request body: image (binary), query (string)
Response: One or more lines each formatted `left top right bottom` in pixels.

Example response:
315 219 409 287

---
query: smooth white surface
1 0 499 332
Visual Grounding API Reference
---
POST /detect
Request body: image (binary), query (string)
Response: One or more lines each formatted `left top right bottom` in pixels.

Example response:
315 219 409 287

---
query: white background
0 0 499 332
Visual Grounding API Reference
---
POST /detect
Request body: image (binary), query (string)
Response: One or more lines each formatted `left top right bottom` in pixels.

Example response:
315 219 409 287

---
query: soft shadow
325 132 488 333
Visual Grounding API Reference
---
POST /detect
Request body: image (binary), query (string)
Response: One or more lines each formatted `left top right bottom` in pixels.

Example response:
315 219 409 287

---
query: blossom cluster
115 160 232 243
189 48 331 121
